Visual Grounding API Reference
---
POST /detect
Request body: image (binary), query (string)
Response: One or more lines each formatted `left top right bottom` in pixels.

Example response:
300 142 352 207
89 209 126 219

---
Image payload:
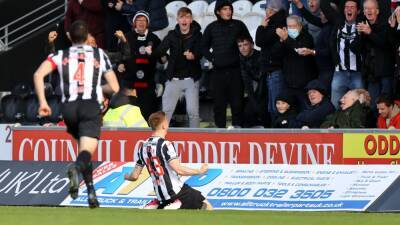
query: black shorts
159 184 206 209
61 100 102 140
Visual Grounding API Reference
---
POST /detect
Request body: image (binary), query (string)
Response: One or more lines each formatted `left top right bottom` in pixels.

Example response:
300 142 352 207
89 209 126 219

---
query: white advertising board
0 124 13 160
61 163 400 211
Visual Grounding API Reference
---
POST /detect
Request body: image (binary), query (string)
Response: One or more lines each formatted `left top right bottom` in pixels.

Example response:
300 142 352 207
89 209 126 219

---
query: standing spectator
376 94 400 129
201 0 251 128
295 79 335 128
115 0 168 31
295 0 322 44
115 11 161 120
389 6 400 98
152 7 202 128
320 0 364 109
292 0 335 94
102 0 131 51
65 0 106 48
321 89 370 128
256 0 287 118
276 15 318 111
358 0 396 115
237 36 267 128
45 21 71 95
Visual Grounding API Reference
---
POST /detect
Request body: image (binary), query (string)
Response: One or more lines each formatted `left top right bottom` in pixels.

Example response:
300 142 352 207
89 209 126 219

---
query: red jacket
377 101 400 129
64 0 105 48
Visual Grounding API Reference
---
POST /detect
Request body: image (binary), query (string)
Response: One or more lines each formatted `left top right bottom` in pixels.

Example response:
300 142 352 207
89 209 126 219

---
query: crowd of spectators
1 0 400 129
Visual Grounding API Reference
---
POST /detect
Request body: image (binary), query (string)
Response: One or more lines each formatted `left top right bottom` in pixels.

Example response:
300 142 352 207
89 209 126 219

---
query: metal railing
0 0 67 51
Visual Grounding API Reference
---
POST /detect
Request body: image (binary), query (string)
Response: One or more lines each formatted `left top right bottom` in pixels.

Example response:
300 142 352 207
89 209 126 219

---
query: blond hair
352 89 371 107
148 111 166 131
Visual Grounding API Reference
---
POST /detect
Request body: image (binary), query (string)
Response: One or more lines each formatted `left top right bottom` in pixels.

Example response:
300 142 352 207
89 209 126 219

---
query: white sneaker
163 199 182 210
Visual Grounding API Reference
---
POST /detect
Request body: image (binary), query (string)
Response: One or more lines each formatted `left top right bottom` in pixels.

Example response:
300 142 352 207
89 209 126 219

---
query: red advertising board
13 129 343 164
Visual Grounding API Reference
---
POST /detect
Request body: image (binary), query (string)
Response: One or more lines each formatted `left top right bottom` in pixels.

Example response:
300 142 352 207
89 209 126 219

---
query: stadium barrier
1 160 400 211
7 126 400 164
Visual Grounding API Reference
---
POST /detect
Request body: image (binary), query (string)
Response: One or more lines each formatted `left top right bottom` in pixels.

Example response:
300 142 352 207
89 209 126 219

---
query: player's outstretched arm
124 164 143 181
33 60 54 117
169 159 208 176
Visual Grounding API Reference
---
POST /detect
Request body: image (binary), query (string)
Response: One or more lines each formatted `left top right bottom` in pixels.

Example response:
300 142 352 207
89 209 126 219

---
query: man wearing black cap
295 79 335 128
201 0 251 128
115 10 161 120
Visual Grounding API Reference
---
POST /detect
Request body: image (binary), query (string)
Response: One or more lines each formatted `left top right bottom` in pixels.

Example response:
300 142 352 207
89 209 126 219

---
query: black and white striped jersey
136 136 183 202
47 45 112 103
336 23 362 72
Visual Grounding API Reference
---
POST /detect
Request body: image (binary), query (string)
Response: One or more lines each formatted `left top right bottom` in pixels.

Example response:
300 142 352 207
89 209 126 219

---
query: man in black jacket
237 36 267 128
152 7 202 128
320 0 364 109
255 0 287 119
115 10 161 120
357 0 395 114
276 15 318 111
201 0 251 128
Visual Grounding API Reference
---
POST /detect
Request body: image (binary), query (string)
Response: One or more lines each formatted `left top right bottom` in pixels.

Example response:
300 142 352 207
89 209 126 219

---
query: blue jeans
331 71 364 109
368 77 393 114
266 70 286 116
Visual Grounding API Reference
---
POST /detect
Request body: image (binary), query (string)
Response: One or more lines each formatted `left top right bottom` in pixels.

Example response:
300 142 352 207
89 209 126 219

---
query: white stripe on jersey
337 24 358 71
137 136 183 201
48 44 112 103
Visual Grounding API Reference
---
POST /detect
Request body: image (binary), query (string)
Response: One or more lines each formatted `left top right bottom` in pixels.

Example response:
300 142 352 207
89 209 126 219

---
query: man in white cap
115 10 161 120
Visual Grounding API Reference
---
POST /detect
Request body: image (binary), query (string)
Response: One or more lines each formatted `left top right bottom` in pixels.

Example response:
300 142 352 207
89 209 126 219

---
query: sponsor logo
13 130 343 164
0 168 68 197
343 134 400 164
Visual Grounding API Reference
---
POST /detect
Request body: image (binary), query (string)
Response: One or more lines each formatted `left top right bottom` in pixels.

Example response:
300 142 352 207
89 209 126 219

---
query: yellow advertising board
343 133 400 161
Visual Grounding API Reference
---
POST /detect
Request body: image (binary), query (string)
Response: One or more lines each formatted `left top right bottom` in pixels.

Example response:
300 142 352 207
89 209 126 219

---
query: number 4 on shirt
73 62 85 85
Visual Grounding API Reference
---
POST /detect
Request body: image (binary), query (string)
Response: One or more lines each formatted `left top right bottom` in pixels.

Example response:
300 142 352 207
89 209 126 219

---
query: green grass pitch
1 206 400 225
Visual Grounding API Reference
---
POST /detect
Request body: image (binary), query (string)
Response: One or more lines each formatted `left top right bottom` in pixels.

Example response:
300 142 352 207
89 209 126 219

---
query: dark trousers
211 67 243 128
243 95 268 128
136 88 158 121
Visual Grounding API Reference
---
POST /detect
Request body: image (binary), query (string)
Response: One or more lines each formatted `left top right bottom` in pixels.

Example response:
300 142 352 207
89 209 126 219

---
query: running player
33 20 120 208
124 111 213 210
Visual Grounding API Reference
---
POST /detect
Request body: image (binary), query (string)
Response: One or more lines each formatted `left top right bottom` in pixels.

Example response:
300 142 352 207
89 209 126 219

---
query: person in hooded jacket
201 0 251 128
272 93 298 128
295 79 335 128
152 7 202 128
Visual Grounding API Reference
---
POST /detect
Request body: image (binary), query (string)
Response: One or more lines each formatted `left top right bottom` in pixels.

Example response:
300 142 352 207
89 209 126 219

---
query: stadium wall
3 126 400 165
